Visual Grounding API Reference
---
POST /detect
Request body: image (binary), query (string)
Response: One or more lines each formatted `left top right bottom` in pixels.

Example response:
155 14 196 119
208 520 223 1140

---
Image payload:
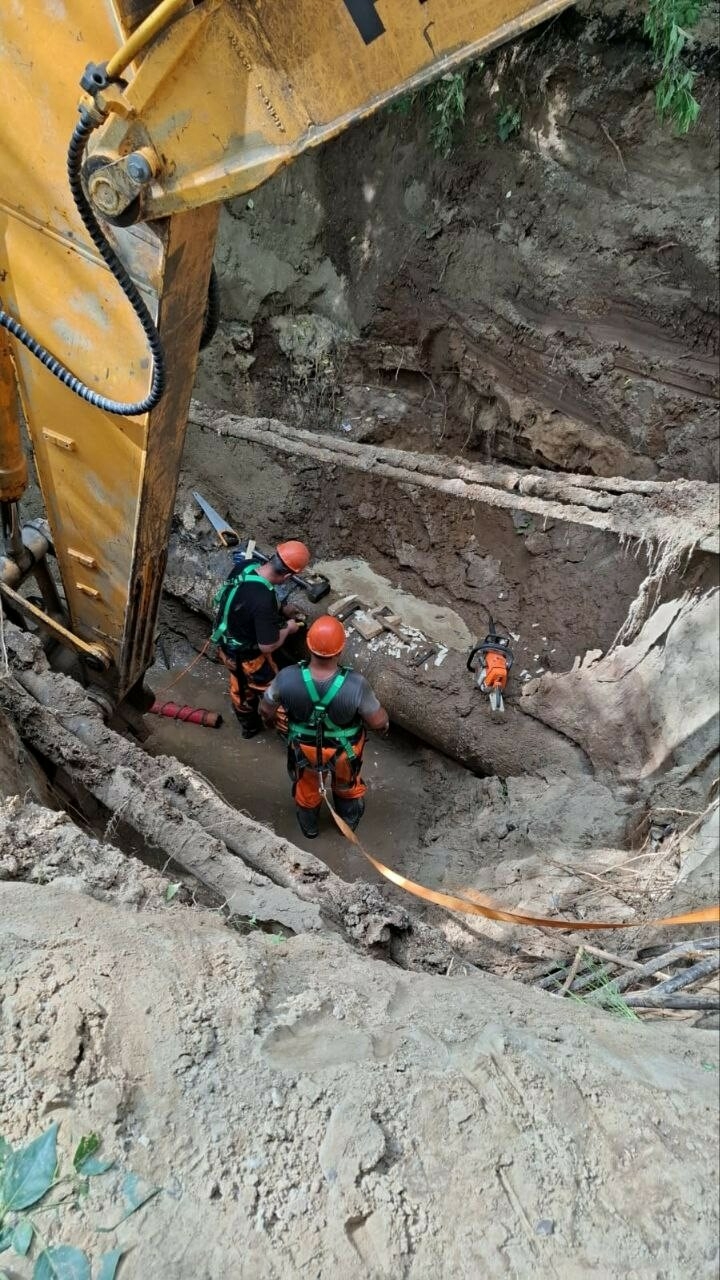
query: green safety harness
288 663 363 771
211 564 273 650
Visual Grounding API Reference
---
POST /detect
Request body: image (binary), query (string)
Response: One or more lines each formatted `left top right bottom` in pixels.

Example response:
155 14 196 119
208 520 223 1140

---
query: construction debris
327 593 361 621
370 605 406 639
350 609 385 641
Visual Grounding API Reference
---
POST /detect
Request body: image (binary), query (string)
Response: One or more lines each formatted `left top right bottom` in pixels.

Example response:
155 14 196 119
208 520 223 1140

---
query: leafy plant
387 92 415 117
644 0 708 132
0 1124 150 1278
73 1135 114 1180
496 103 522 142
386 60 485 157
428 72 468 157
655 65 701 131
33 1246 91 1279
0 1125 58 1216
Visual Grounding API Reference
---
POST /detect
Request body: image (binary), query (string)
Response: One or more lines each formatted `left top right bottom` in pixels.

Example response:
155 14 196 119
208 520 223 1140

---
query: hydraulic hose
0 113 165 416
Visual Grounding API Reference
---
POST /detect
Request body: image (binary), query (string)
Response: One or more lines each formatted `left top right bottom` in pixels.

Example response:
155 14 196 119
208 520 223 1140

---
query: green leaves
72 1136 100 1174
33 1246 90 1280
496 104 522 143
428 72 468 157
121 1173 157 1216
12 1218 34 1255
79 1156 115 1178
73 1136 114 1179
644 0 707 132
96 1249 125 1280
0 1126 136 1277
655 67 701 131
164 882 181 903
387 92 416 117
0 1124 57 1214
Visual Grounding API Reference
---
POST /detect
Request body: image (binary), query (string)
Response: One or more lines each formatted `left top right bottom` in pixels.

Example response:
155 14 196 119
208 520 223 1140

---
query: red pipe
150 701 222 728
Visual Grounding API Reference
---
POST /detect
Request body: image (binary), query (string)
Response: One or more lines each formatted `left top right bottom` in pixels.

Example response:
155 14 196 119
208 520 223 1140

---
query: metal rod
0 582 110 668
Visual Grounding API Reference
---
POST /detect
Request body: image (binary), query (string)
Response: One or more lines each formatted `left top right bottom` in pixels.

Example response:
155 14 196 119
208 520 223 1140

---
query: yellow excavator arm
0 0 569 705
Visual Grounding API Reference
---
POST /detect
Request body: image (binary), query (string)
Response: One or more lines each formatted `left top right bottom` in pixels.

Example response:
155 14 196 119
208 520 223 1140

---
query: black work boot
234 710 262 739
295 805 321 839
334 797 365 832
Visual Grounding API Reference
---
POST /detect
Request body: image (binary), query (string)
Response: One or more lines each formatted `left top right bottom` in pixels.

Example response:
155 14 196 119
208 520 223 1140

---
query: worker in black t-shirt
211 540 311 738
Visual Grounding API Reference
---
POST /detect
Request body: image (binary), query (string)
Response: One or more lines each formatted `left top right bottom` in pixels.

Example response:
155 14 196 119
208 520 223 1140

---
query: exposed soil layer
176 419 652 684
196 4 719 482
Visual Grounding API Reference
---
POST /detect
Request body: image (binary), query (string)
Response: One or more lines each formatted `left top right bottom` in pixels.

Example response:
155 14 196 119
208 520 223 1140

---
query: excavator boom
0 0 570 702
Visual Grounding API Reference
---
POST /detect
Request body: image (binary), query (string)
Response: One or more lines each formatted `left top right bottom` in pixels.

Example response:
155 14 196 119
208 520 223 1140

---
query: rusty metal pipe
0 525 51 587
150 700 222 728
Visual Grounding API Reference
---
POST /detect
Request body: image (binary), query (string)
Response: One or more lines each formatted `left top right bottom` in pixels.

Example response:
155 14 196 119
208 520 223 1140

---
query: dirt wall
195 2 719 482
177 423 650 679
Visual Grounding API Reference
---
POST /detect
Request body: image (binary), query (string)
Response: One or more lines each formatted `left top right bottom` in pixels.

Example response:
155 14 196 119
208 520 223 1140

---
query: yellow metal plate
1 0 570 697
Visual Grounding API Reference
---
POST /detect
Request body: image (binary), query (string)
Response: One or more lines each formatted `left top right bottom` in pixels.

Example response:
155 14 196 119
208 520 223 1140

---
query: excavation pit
149 418 718 983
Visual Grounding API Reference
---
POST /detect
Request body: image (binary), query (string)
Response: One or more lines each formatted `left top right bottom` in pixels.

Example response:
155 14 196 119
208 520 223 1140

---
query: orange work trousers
219 648 288 734
291 734 366 810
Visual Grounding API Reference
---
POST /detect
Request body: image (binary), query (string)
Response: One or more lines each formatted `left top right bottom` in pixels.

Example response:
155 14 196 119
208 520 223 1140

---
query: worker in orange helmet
211 541 310 739
261 615 389 839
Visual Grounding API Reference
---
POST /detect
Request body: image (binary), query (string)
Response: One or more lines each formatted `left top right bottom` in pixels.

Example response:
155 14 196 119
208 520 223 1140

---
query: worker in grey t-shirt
261 615 389 840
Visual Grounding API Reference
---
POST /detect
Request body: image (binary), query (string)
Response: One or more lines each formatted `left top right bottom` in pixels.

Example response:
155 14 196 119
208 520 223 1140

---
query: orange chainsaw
467 617 514 713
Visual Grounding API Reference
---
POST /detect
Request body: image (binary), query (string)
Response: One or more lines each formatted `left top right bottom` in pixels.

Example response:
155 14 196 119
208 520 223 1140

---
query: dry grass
550 797 718 926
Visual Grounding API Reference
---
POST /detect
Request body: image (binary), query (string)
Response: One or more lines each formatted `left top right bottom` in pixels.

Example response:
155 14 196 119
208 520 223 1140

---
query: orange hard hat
276 540 311 574
307 615 346 658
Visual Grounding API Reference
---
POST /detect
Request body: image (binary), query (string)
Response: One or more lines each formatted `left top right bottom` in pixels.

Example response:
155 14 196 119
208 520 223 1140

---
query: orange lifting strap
323 799 719 931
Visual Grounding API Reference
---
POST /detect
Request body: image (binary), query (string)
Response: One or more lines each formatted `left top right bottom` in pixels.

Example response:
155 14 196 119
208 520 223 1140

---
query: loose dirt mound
1 861 718 1279
0 797 168 909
